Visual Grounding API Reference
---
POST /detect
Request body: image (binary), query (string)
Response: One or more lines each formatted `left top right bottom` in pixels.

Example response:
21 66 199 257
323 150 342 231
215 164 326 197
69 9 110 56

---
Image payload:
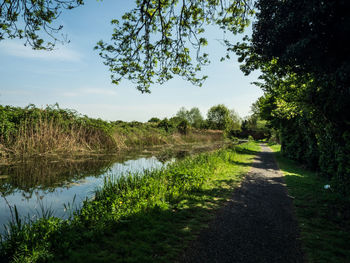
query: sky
0 1 263 122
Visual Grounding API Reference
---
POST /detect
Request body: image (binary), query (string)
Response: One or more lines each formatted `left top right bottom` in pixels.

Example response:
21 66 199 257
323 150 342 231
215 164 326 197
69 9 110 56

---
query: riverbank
0 140 234 226
0 141 260 263
270 144 350 262
0 104 224 164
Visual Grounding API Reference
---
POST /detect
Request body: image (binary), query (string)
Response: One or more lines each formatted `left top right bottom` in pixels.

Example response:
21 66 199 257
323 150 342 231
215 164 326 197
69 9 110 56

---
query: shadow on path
179 144 305 263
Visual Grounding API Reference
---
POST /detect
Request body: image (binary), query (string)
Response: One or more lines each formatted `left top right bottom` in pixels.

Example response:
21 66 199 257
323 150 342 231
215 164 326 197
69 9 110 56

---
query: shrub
177 120 189 135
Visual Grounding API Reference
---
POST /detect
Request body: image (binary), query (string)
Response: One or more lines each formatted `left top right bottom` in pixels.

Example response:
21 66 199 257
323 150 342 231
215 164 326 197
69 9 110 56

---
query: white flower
324 184 331 190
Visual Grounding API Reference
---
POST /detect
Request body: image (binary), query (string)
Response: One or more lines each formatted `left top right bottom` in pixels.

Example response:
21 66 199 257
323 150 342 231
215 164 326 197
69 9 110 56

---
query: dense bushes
256 90 350 194
234 0 350 194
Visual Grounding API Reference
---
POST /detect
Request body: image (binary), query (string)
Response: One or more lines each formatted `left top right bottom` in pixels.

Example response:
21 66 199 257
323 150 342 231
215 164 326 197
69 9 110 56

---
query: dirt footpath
180 144 305 263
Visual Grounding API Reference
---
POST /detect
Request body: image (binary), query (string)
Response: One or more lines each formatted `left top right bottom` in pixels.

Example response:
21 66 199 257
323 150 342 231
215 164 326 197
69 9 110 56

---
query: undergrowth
270 144 350 263
0 142 259 263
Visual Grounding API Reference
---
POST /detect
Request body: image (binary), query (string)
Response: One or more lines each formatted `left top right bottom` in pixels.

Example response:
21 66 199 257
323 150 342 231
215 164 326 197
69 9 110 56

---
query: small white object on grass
324 184 331 190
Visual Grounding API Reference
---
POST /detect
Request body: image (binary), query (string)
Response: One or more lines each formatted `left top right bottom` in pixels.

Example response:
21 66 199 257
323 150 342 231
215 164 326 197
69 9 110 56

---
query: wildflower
324 184 331 190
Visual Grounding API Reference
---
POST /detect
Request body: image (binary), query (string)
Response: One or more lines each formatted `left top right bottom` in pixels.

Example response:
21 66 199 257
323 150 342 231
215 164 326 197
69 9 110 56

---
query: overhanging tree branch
95 0 253 93
0 0 84 50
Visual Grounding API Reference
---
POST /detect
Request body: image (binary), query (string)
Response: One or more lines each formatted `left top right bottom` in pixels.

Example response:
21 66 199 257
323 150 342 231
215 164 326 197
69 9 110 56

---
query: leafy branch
95 0 253 93
0 0 84 50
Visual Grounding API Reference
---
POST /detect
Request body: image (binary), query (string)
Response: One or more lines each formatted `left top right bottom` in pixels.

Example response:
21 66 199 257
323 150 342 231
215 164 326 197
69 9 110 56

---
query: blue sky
0 0 262 122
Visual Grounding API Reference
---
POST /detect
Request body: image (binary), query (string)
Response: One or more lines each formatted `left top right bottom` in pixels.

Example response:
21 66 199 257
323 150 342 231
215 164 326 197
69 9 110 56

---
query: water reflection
0 152 167 230
0 141 229 231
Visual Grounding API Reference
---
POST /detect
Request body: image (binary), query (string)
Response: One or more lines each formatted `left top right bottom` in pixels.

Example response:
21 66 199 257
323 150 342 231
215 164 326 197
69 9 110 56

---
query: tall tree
188 107 204 128
175 107 188 121
228 108 241 130
237 0 350 192
207 104 231 130
176 106 204 128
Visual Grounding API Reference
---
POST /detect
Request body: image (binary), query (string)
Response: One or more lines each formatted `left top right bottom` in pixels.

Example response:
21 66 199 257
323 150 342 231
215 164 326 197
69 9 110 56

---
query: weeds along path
180 144 305 263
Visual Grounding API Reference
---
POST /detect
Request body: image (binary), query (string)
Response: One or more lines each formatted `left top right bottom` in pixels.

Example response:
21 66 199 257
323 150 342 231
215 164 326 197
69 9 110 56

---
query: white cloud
0 41 82 62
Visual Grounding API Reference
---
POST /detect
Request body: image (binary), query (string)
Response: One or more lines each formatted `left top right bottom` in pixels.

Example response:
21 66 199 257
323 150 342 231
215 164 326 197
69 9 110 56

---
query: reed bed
0 104 117 158
0 104 225 160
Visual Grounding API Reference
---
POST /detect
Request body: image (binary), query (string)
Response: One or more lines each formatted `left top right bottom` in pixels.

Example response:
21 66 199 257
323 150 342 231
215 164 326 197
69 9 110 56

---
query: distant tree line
147 104 268 140
148 104 241 136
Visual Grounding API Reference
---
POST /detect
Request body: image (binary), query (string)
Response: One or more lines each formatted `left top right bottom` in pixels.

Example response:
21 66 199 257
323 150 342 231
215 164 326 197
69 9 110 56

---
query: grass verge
270 144 350 263
0 142 260 263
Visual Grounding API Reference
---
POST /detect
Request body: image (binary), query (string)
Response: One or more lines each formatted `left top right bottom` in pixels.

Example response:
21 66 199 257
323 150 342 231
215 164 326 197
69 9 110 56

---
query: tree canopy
176 106 204 128
206 104 229 130
240 0 350 193
0 0 84 50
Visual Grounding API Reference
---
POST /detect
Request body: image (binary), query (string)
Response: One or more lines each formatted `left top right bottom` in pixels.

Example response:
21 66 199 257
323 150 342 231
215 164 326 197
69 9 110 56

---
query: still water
0 142 229 232
0 151 170 231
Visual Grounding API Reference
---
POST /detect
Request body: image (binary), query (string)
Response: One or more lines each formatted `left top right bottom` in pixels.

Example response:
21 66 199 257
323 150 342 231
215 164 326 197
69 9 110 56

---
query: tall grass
0 104 117 157
112 124 223 149
112 123 169 149
0 104 224 160
0 142 259 263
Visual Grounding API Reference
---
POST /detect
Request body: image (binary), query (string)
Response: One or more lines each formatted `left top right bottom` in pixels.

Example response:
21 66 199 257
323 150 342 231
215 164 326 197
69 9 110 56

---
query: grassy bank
0 104 223 160
0 141 259 263
270 144 350 263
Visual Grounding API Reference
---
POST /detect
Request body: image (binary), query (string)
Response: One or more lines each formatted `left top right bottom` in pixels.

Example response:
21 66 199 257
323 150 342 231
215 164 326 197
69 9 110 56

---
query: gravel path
180 144 305 263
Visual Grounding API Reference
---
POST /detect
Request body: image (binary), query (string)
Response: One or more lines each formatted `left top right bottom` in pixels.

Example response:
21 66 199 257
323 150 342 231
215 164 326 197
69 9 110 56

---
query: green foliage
156 116 191 134
157 118 173 133
228 109 241 130
206 105 243 141
234 0 350 194
240 116 270 140
0 0 83 50
0 104 231 159
147 117 161 123
224 109 242 139
253 0 350 78
207 104 231 130
188 107 205 129
271 145 350 263
95 0 253 92
0 142 259 263
175 107 188 121
176 120 189 135
176 107 204 129
0 104 116 156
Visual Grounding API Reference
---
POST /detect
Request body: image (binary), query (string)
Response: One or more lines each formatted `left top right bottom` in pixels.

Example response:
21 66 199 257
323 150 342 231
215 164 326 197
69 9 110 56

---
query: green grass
270 144 350 263
0 142 260 263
